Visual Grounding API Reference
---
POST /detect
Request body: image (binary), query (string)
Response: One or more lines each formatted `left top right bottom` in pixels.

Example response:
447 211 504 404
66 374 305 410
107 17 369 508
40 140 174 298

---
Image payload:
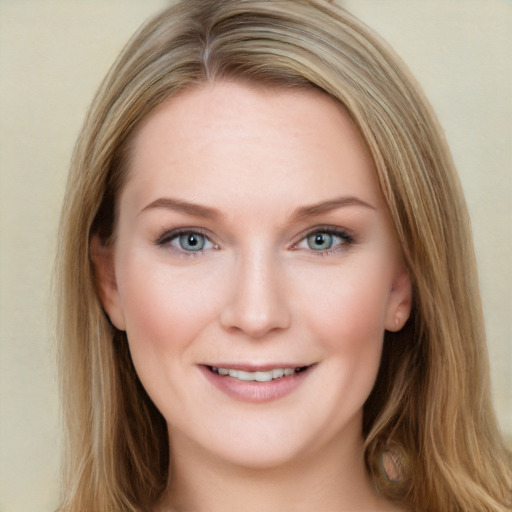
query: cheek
247 262 388 451
295 259 392 405
115 253 224 363
297 259 392 350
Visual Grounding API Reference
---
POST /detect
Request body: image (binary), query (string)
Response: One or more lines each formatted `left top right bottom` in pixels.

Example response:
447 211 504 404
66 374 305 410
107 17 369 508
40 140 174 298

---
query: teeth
272 368 284 379
212 367 302 382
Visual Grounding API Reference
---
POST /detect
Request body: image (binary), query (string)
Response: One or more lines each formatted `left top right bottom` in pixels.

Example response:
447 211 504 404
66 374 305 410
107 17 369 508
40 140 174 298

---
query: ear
384 265 412 332
90 234 126 331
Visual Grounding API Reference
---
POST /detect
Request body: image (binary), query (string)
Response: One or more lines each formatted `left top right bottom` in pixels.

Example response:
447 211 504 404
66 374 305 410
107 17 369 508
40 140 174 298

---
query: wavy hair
55 1 512 510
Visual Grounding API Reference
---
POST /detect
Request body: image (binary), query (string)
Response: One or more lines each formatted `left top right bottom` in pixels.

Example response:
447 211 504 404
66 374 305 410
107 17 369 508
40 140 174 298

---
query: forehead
122 81 384 215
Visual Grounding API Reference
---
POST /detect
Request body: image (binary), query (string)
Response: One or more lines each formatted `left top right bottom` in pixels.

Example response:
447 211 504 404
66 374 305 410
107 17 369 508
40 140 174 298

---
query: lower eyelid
309 245 345 256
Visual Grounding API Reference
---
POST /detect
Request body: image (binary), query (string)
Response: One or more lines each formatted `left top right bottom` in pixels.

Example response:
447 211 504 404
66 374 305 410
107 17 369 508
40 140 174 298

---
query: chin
168 403 364 474
207 437 313 471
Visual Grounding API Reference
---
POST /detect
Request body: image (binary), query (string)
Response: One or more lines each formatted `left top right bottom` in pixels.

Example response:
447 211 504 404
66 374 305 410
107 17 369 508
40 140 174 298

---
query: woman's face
95 81 411 470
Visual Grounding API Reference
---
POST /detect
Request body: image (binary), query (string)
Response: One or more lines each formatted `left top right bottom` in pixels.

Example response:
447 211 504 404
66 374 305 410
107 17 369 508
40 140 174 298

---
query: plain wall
0 1 510 510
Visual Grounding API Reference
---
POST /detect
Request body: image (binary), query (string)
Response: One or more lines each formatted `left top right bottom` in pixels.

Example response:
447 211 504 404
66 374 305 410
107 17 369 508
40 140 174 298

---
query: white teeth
232 370 252 381
254 371 273 382
272 368 284 379
213 367 301 382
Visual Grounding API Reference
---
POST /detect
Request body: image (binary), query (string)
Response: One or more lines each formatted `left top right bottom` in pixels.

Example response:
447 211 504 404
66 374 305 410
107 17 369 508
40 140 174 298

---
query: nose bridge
220 243 291 337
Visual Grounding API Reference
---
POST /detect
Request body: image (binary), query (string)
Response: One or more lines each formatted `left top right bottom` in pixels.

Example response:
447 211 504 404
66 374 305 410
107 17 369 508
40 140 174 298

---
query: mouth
200 363 315 403
205 365 312 382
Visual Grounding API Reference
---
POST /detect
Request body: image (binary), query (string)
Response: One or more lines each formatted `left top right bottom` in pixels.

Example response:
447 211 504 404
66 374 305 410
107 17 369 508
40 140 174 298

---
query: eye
176 232 207 251
155 229 217 254
295 228 354 254
307 232 335 251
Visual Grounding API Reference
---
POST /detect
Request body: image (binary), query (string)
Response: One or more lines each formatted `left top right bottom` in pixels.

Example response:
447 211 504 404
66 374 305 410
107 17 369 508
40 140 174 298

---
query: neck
155 430 396 512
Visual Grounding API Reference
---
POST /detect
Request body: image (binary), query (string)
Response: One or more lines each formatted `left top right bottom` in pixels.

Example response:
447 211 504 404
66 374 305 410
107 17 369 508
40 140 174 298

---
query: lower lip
199 366 313 403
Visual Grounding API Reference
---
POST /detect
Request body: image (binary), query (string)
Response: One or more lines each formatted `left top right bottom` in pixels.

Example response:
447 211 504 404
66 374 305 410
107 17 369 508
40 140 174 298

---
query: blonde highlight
55 1 512 510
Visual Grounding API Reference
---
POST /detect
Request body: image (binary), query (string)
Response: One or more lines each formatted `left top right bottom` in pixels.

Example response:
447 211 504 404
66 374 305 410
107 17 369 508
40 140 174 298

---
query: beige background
0 1 510 510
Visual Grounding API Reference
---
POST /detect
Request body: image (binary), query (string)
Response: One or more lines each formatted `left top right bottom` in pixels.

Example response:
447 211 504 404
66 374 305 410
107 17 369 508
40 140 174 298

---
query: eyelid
291 225 355 253
154 227 219 254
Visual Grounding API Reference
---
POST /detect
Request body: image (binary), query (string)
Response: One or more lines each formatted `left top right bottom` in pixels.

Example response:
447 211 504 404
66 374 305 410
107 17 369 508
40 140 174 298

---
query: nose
219 249 292 338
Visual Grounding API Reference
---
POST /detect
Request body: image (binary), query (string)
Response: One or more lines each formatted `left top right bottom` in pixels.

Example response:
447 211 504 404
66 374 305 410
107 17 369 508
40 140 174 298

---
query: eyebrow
140 195 375 220
291 196 376 222
140 197 219 219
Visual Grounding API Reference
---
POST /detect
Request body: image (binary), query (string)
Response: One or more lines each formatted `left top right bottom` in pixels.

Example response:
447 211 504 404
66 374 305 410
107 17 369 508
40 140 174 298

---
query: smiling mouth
207 365 311 382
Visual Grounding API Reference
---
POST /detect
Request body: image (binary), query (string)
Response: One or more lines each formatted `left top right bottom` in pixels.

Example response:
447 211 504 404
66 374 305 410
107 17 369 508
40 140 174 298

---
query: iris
307 232 334 251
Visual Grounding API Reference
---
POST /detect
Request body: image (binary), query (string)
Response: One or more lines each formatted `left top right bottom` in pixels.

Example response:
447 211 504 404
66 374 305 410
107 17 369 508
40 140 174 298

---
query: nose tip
221 307 288 339
219 255 291 338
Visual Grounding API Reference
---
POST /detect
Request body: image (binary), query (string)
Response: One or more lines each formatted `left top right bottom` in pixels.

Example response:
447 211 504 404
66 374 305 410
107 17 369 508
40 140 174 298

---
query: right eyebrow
139 197 220 219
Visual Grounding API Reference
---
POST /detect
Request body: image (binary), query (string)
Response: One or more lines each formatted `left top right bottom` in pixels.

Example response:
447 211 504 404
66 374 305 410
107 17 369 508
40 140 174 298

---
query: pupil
308 232 333 250
179 233 205 251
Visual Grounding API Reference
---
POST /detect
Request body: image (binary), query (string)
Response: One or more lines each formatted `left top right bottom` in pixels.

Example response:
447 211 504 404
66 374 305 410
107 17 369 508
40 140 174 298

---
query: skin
93 81 411 512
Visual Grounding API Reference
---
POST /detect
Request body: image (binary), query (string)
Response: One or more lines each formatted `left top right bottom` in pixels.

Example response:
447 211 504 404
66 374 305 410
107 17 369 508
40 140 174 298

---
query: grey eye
307 232 334 251
178 233 206 251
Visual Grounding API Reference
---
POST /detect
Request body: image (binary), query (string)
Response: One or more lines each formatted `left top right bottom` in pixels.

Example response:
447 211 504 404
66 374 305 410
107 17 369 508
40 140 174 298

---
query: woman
55 1 512 511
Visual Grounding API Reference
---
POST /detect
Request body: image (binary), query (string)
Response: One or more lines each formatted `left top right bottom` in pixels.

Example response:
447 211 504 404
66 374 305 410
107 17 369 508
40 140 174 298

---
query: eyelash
154 226 355 257
154 228 218 257
293 227 355 256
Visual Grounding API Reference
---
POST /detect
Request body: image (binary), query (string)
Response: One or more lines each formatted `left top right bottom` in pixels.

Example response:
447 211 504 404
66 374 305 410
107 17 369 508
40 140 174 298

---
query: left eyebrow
291 196 376 222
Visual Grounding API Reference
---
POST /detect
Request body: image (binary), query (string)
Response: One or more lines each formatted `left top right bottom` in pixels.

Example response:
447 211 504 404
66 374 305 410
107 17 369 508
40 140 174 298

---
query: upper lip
201 363 313 371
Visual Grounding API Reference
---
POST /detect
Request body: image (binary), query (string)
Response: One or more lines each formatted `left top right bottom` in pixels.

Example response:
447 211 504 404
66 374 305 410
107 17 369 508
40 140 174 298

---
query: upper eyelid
155 229 219 258
292 225 354 243
155 227 215 245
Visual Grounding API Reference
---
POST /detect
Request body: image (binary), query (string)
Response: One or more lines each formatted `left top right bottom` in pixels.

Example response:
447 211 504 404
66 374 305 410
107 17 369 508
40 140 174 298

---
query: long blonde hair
55 1 512 510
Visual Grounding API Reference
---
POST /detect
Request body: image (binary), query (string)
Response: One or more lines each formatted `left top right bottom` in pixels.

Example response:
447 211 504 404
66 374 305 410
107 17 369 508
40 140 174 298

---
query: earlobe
90 234 126 331
385 266 412 332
